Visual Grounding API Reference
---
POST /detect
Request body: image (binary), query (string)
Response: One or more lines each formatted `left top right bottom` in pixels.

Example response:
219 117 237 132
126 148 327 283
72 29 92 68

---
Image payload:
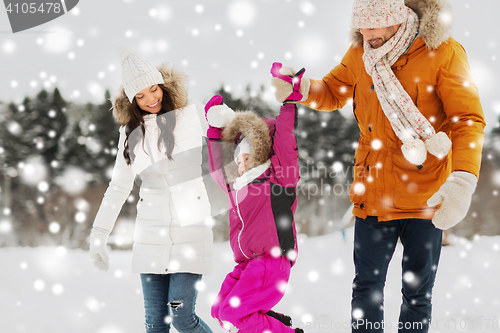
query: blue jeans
351 216 442 333
140 273 213 333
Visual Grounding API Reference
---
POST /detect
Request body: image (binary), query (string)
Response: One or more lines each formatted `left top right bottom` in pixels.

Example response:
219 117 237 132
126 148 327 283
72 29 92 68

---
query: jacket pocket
352 84 359 123
416 83 442 119
170 178 211 227
392 152 448 209
349 146 370 205
136 188 169 223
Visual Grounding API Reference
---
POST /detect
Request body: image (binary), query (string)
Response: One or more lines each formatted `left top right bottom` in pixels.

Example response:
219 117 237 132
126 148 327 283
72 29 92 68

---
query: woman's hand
89 227 111 271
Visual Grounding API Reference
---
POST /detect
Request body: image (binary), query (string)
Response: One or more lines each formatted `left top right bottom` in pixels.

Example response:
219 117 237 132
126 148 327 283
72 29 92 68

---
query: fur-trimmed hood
350 0 453 50
112 63 188 126
221 111 275 182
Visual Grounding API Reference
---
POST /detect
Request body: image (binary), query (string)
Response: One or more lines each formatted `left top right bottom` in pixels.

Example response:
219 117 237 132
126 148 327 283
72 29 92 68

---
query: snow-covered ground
1 228 499 333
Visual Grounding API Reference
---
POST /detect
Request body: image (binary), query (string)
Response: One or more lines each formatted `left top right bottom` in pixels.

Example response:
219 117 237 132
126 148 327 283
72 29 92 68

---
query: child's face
236 153 250 176
135 84 163 114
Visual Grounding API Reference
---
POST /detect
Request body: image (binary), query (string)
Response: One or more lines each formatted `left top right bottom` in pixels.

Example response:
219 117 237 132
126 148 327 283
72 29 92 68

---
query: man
271 0 485 332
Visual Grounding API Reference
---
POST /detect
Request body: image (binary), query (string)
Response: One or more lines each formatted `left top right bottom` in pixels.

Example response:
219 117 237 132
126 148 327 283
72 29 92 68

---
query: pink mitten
205 95 223 119
205 95 224 139
270 62 310 103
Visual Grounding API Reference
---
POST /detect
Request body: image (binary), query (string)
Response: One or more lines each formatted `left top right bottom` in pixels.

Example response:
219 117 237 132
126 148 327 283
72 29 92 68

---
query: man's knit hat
352 0 407 29
120 51 164 103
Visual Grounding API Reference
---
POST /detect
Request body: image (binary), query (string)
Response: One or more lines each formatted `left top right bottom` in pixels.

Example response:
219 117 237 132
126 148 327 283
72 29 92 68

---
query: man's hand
427 171 478 230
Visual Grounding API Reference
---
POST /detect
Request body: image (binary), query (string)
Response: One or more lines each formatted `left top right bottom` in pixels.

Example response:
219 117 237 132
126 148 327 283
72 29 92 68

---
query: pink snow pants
212 254 294 333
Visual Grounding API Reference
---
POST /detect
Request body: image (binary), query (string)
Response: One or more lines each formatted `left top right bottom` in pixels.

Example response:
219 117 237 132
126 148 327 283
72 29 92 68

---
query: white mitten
427 171 478 230
271 66 310 103
206 104 236 128
89 227 111 271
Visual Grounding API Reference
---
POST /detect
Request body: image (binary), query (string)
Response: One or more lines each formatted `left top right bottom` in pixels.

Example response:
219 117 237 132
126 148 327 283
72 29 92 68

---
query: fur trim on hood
350 0 453 50
221 111 273 183
112 63 188 126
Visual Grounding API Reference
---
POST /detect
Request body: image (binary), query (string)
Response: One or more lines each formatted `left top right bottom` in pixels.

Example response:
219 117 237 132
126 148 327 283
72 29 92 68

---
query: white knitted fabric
121 52 164 102
362 7 451 164
352 0 407 29
234 137 251 162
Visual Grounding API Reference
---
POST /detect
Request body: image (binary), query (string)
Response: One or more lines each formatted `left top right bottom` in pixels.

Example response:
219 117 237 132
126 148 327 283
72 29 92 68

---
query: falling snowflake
33 279 45 291
85 297 102 312
299 2 316 16
56 167 88 195
195 280 206 292
114 270 123 279
276 280 288 294
371 139 382 150
52 284 64 295
227 0 257 27
75 211 86 223
0 220 13 234
352 308 364 319
353 183 365 195
307 270 319 282
229 296 241 308
19 156 48 186
2 40 16 54
49 222 61 234
194 4 204 13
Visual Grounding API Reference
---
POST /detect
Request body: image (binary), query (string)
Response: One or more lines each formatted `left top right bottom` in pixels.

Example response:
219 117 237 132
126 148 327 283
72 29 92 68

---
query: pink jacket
207 103 300 264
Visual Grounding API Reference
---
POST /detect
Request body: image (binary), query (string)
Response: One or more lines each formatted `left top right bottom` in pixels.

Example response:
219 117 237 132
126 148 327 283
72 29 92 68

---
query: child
89 51 213 333
204 65 306 333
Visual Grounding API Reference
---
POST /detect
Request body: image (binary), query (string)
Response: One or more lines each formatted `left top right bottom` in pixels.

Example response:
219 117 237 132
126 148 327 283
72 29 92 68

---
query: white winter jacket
92 104 213 275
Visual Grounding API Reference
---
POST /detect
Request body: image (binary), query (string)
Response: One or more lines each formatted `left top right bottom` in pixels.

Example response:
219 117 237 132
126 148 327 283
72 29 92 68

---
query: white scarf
363 7 451 165
233 160 271 190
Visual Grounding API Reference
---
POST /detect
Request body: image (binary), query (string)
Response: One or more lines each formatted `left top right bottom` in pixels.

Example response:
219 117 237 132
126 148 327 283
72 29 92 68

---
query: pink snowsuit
207 103 300 333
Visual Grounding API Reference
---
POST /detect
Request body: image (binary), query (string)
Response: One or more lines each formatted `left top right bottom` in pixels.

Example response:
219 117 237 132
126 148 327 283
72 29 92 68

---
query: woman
89 51 213 333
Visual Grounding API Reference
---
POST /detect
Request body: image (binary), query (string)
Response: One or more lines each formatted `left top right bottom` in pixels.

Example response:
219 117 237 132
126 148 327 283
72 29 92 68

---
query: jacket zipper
235 190 250 260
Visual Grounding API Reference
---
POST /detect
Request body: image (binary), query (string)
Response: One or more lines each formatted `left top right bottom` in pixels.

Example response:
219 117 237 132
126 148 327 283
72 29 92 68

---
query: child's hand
205 95 223 120
270 62 310 103
205 96 236 129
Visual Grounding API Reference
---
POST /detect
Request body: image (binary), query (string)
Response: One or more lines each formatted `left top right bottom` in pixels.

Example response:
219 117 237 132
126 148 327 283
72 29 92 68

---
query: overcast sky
0 0 498 132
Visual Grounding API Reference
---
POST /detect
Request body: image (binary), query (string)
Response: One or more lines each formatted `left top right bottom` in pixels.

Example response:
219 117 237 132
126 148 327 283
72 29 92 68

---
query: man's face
359 24 401 49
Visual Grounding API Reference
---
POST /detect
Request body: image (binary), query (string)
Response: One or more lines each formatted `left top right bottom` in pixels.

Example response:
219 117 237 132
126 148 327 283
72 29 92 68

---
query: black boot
266 310 293 327
295 328 304 333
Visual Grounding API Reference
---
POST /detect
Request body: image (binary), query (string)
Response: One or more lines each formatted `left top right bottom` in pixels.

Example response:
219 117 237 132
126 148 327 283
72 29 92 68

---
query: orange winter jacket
303 34 485 221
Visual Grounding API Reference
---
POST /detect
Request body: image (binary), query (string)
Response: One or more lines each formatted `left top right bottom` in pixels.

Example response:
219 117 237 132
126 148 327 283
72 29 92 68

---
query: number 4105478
6 2 62 14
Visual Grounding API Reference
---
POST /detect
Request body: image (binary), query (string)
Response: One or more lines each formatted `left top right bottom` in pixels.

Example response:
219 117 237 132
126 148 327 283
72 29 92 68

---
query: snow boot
266 310 292 326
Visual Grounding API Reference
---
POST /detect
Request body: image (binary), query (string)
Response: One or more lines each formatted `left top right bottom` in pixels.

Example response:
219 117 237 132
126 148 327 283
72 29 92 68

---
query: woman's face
134 84 163 114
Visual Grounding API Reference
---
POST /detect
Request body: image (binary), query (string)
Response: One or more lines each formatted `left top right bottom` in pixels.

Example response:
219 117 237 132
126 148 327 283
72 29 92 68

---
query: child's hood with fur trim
350 0 453 50
112 63 188 126
220 111 275 183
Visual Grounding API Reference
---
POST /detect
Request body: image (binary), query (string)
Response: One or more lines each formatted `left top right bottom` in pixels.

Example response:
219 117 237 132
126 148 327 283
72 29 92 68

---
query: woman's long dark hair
123 85 177 165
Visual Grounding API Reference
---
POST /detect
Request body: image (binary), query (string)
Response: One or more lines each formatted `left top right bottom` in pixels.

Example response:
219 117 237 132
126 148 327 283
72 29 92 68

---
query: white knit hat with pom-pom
119 48 164 102
234 137 252 163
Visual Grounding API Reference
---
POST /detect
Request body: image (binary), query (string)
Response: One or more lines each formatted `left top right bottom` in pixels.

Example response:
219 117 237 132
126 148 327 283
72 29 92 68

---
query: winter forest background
1 0 500 332
1 0 500 248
